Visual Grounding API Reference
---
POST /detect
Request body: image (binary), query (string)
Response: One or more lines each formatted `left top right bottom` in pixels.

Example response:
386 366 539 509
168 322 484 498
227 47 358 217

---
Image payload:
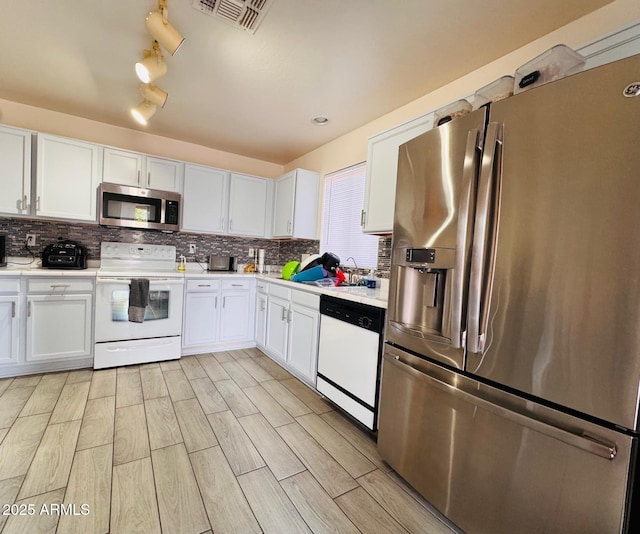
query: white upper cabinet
181 164 229 234
0 125 32 216
103 147 183 193
362 113 433 234
103 147 144 187
36 134 102 222
228 173 272 237
146 156 183 192
273 171 295 237
272 168 319 239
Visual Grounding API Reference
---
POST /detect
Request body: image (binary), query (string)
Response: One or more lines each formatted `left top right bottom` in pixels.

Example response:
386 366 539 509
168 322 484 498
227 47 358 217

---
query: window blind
320 163 379 269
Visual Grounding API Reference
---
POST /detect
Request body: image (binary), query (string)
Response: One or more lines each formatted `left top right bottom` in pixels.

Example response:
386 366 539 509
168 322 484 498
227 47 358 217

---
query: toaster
42 240 88 269
207 255 236 272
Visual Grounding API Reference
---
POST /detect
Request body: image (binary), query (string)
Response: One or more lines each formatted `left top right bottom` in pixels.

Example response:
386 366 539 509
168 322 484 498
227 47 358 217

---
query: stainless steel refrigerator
378 54 640 533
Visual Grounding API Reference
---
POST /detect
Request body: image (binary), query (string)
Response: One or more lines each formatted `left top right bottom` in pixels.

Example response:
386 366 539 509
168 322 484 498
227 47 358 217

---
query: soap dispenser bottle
177 255 186 272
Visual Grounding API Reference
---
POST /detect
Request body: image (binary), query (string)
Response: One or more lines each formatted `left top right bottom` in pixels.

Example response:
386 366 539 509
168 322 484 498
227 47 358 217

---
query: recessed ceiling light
311 116 329 125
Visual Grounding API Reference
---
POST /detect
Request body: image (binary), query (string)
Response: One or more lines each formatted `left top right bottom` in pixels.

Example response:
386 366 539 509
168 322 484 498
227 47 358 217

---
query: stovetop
98 242 183 279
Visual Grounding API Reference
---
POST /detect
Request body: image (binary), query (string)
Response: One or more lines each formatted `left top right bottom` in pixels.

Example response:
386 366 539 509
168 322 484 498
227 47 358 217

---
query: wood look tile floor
0 349 460 534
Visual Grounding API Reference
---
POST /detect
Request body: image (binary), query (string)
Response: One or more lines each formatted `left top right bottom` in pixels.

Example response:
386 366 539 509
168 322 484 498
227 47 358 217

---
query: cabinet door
272 171 295 237
265 296 289 362
36 134 101 221
0 296 20 364
255 293 268 348
26 294 93 361
182 164 229 233
363 114 433 233
228 173 268 237
146 156 183 193
103 147 144 187
219 291 252 343
287 303 319 385
0 125 31 215
183 291 219 347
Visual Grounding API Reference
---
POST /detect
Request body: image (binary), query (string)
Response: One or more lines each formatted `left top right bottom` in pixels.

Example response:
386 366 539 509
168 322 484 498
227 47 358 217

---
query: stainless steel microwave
98 182 180 231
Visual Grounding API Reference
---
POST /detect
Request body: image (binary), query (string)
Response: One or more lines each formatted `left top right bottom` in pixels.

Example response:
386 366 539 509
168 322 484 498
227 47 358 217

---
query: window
320 163 379 269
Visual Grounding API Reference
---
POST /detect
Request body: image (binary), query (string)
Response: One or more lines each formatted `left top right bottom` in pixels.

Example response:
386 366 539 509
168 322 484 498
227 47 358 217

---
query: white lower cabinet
255 292 268 348
287 301 319 383
0 277 95 378
219 289 252 343
261 282 320 385
265 295 289 363
183 291 219 347
0 281 21 365
26 293 93 361
182 277 254 355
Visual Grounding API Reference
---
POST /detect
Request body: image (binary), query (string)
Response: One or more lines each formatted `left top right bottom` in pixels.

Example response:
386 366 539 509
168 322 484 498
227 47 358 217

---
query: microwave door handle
468 122 502 355
448 128 481 349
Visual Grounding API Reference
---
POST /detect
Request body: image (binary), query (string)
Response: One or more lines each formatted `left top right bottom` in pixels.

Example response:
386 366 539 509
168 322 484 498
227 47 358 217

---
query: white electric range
94 242 184 369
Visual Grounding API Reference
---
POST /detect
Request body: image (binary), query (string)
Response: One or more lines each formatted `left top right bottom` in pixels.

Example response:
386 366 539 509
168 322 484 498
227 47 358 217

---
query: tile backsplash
0 217 392 277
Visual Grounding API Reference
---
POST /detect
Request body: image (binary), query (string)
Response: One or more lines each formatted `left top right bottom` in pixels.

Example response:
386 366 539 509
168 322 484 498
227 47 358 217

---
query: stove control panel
101 242 176 261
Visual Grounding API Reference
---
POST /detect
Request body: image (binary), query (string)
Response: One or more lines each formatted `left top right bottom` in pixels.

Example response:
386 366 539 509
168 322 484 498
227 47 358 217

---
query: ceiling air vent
192 0 272 34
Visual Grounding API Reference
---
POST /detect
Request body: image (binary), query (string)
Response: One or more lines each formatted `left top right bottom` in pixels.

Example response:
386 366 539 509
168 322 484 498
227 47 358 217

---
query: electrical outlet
189 244 197 254
248 248 255 256
26 234 37 247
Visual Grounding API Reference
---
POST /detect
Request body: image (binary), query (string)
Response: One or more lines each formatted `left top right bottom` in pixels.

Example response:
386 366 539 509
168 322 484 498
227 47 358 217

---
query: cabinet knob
137 170 141 185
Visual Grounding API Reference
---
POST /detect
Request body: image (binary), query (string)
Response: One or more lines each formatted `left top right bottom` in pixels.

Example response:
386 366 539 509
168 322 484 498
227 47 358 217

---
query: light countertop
1 261 389 308
183 266 388 308
256 274 388 309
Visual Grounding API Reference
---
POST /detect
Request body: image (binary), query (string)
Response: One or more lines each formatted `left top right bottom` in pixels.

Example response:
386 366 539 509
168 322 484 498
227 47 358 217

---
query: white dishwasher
316 294 385 431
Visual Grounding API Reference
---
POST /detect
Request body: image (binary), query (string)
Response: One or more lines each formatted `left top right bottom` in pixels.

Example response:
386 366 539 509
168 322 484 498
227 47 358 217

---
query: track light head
130 100 157 126
146 0 184 56
135 41 167 83
140 83 168 108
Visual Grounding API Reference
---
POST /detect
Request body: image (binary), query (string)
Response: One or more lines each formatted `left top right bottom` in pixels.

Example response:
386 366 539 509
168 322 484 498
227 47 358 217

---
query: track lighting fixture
135 41 167 83
130 100 157 126
146 0 184 56
140 83 168 108
129 0 184 125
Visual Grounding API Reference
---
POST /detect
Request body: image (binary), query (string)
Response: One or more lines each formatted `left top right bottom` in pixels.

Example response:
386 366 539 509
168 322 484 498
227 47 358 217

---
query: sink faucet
345 257 360 285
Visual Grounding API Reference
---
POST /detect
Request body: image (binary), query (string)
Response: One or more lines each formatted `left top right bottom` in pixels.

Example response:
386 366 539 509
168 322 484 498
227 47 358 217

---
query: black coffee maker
0 234 6 267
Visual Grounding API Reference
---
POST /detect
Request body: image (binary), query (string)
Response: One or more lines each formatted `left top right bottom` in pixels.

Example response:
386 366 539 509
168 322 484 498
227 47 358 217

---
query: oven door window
111 289 170 321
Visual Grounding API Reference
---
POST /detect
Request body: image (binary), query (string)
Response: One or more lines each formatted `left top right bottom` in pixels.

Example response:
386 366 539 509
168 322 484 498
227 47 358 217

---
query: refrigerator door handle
450 128 481 349
468 122 502 355
387 352 617 460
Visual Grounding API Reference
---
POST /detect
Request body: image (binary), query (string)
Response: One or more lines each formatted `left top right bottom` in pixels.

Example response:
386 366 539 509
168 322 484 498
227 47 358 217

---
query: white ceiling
0 0 611 164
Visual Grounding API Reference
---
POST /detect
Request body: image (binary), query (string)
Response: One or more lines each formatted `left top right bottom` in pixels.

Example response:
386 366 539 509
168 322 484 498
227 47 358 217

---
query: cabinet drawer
291 289 319 309
28 278 94 293
256 280 268 294
0 279 20 293
269 283 291 300
186 279 220 292
222 278 251 291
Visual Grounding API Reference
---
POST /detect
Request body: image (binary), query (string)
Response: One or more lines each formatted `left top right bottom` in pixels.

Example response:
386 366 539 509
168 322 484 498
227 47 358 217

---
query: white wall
285 0 640 178
0 98 284 179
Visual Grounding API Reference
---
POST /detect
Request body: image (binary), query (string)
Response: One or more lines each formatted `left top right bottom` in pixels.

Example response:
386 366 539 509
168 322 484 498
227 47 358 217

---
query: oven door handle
97 277 184 285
